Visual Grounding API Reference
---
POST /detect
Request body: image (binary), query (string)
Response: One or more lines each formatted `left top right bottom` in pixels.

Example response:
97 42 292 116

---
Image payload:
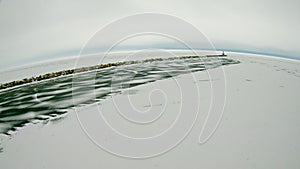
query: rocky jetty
0 54 227 90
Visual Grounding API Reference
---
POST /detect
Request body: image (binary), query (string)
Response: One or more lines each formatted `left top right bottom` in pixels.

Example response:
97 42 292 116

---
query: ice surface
0 51 300 168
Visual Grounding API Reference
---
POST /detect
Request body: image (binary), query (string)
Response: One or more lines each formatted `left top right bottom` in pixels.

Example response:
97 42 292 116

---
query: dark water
0 57 239 135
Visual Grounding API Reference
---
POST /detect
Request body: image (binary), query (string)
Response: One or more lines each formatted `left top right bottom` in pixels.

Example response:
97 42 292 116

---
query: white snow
0 51 300 168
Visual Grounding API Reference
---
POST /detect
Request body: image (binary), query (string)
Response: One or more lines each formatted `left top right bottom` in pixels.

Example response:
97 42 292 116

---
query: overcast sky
0 0 299 69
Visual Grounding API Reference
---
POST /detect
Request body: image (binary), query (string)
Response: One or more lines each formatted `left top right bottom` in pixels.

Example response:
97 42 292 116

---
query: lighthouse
220 51 227 56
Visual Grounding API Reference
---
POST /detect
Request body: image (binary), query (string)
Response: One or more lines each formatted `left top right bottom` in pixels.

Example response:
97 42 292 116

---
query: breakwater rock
0 54 229 90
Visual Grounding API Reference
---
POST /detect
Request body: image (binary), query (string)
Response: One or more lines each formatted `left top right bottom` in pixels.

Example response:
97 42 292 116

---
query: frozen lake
0 51 300 168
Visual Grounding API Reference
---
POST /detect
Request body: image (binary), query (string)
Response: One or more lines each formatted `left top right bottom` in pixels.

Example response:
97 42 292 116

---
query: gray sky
0 0 299 69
